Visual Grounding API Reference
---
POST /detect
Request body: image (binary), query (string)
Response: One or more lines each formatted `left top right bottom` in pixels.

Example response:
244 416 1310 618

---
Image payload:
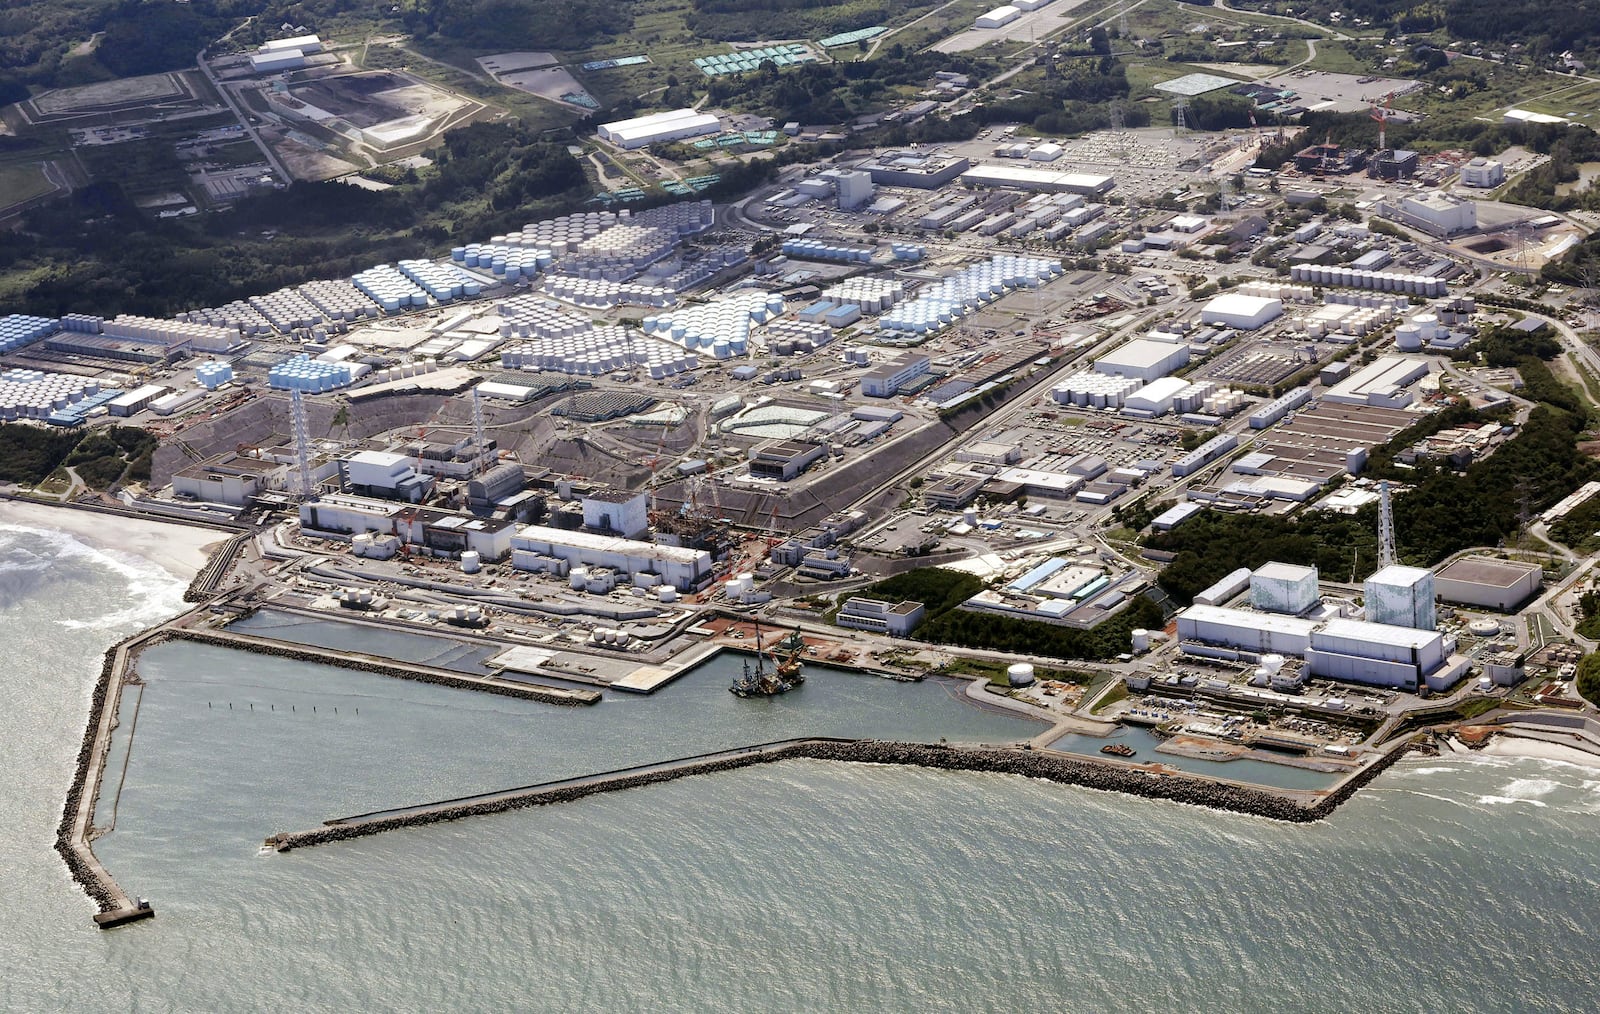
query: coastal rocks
266 737 1417 854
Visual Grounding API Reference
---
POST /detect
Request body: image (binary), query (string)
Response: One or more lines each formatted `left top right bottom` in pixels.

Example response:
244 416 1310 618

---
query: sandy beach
1478 734 1600 770
0 499 225 581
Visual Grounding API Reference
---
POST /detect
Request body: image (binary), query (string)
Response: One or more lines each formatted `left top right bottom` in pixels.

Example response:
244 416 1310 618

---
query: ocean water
4 521 1600 1011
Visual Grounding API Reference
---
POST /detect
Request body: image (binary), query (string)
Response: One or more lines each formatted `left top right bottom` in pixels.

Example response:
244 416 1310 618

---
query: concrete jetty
57 628 161 929
167 627 602 705
266 736 1417 853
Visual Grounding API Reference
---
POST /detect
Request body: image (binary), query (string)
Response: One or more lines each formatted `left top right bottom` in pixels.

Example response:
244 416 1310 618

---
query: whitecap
1500 777 1560 800
0 522 189 629
1476 795 1547 808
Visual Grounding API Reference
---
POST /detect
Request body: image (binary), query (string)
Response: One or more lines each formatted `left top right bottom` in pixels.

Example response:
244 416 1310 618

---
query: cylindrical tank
461 550 481 573
1007 663 1036 687
1131 629 1151 652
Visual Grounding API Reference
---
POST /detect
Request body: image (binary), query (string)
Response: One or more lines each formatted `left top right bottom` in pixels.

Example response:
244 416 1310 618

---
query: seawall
267 736 1415 853
165 627 600 706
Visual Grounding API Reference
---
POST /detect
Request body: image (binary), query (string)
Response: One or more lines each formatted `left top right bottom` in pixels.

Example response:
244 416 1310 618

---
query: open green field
0 163 56 208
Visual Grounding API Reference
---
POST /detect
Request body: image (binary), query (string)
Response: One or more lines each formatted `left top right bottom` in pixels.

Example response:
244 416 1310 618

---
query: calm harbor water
4 520 1600 1011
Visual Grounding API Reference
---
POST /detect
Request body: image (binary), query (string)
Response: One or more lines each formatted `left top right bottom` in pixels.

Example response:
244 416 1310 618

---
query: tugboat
1100 743 1137 758
730 622 797 698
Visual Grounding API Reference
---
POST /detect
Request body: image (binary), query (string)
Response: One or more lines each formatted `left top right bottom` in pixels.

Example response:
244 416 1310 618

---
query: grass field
0 164 58 209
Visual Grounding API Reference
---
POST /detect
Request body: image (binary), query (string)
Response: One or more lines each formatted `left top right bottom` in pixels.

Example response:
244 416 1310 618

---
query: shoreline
0 498 226 583
1475 734 1600 770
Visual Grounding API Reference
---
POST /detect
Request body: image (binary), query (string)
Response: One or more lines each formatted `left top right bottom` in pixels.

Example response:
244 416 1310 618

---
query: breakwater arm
266 737 1415 853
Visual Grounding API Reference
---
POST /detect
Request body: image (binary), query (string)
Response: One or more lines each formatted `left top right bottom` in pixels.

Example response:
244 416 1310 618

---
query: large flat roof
1179 603 1320 636
1436 557 1541 588
959 164 1114 192
513 524 709 564
1096 337 1186 369
1316 615 1442 650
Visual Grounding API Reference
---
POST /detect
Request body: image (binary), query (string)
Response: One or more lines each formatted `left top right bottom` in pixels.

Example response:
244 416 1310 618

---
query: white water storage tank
1131 628 1151 652
461 550 481 573
1007 663 1036 687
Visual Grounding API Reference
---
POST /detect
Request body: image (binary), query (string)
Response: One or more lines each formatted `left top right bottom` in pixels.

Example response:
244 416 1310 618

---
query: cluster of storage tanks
499 325 699 377
300 279 382 321
780 238 876 263
195 361 233 390
1051 371 1144 409
1394 313 1448 351
891 243 925 262
1236 282 1316 304
588 627 635 648
495 296 592 339
0 315 56 355
822 277 904 312
451 242 554 281
104 314 236 352
765 320 834 357
268 353 362 392
1288 264 1449 297
642 292 785 358
495 210 626 254
60 313 103 334
0 368 101 421
352 265 430 312
397 259 484 302
879 255 1062 335
363 361 443 386
540 276 678 309
564 224 679 280
1287 302 1399 340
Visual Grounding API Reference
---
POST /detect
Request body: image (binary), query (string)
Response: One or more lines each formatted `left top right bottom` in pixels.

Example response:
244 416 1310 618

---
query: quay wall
166 628 598 706
269 737 1415 852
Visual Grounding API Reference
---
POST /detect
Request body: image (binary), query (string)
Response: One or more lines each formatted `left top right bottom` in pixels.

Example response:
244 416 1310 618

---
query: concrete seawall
267 737 1415 853
166 627 601 706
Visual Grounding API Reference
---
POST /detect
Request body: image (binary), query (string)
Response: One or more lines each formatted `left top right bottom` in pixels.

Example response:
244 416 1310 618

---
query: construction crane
1370 93 1393 153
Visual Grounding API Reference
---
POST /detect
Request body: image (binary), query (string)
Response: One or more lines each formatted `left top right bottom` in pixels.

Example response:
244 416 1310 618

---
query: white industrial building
1305 617 1450 692
509 525 714 592
1200 293 1283 330
1433 557 1543 611
1250 562 1320 615
960 164 1115 196
1322 355 1429 408
1178 604 1319 656
1387 192 1477 236
582 489 650 540
1093 338 1190 382
342 449 434 503
1459 158 1506 188
107 384 168 417
299 494 516 561
835 171 875 210
837 597 926 636
975 5 1022 28
862 353 931 397
1123 376 1192 416
598 109 722 149
1365 564 1436 630
1177 604 1458 692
